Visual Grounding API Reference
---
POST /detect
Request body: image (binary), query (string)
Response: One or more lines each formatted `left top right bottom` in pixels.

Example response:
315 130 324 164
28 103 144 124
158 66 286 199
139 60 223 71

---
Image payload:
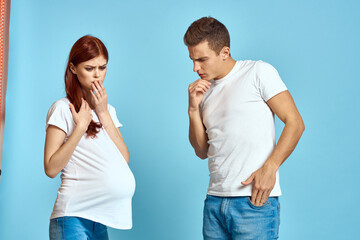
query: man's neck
216 57 236 80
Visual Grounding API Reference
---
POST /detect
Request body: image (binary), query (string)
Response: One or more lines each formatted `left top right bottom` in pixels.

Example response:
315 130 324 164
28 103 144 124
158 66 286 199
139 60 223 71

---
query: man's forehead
188 44 211 60
189 52 208 60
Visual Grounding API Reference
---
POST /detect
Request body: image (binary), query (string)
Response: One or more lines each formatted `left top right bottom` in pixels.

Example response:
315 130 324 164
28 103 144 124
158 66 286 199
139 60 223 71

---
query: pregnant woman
44 35 135 240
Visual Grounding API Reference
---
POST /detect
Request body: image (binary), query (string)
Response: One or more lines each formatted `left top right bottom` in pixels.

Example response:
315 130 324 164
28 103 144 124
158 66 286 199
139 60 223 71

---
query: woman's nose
94 68 100 77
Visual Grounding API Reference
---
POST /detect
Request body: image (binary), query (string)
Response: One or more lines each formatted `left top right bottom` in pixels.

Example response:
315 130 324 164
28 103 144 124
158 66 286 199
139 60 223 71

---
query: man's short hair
184 17 230 55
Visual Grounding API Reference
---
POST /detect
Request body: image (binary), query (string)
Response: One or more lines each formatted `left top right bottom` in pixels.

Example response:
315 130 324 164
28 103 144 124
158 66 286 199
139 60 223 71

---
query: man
184 17 305 239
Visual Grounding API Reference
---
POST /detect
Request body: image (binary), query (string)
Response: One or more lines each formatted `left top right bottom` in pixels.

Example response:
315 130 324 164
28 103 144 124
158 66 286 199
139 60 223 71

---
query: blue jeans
203 195 280 240
49 217 109 240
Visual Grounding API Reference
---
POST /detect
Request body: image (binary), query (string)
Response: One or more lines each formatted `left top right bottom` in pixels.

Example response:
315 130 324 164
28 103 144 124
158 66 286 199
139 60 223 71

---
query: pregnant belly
99 166 136 199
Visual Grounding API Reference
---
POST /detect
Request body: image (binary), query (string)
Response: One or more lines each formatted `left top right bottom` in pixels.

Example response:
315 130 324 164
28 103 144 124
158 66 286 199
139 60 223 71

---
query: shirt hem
207 191 282 197
50 213 132 230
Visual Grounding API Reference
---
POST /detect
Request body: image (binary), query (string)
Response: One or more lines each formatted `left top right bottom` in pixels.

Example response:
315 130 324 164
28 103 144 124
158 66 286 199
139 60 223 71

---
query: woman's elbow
44 160 58 178
123 150 130 164
45 168 57 178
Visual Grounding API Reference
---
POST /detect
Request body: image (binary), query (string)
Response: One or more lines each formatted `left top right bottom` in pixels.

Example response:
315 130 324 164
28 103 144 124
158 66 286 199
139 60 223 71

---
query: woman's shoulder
50 98 70 109
47 98 71 117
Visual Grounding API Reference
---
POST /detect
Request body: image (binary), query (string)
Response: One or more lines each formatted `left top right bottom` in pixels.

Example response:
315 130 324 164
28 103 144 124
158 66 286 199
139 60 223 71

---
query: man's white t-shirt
46 98 136 229
200 60 287 197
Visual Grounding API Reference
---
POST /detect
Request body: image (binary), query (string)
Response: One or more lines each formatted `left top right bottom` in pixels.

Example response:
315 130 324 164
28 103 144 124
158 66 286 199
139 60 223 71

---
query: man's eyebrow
189 56 208 61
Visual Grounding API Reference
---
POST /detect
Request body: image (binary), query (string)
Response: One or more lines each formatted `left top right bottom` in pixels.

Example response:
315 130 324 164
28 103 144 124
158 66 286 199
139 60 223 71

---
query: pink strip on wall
0 0 10 181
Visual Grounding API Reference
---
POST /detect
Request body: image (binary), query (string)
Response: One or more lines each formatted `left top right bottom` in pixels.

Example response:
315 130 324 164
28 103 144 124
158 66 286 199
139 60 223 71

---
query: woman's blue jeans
49 217 108 240
203 195 280 240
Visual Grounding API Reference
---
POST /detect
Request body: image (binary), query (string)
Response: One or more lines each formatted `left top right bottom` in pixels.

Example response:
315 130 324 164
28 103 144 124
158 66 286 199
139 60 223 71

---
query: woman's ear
69 63 76 74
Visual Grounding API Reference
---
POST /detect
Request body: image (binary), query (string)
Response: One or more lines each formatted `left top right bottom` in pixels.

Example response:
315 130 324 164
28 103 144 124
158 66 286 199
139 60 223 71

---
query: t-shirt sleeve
256 61 288 102
108 104 123 128
46 100 72 134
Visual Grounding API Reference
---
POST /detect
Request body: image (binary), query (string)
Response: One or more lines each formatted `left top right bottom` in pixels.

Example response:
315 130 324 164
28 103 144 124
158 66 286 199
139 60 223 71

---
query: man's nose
193 62 200 72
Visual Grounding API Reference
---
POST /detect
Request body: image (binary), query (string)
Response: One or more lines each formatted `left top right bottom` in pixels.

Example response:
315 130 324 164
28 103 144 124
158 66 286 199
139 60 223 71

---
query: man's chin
201 76 212 81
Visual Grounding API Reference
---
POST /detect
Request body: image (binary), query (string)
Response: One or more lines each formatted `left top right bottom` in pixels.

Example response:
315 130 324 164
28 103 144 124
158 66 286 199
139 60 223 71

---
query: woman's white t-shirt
46 98 135 229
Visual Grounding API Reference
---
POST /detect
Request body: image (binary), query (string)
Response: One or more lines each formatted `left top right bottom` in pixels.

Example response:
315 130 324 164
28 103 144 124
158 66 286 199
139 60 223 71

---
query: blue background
1 0 359 239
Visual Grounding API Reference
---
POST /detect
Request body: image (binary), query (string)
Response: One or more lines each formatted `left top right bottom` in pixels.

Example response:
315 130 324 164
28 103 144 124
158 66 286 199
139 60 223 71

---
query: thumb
69 103 77 116
242 174 254 186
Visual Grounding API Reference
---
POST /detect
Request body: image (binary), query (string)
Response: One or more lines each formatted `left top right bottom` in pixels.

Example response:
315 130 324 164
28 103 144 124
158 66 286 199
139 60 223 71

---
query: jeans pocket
49 218 59 240
246 196 272 209
204 194 209 202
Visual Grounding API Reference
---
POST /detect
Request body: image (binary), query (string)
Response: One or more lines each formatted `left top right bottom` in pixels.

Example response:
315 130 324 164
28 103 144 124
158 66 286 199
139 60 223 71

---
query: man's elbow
300 121 305 133
298 118 305 134
288 115 305 135
195 151 208 160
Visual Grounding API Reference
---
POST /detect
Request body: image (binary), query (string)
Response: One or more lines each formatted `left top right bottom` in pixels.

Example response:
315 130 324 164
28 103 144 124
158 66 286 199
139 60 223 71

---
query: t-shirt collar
211 61 240 85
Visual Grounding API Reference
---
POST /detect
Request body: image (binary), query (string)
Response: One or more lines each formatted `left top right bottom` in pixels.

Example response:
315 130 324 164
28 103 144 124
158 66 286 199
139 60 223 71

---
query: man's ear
220 46 230 61
69 62 76 74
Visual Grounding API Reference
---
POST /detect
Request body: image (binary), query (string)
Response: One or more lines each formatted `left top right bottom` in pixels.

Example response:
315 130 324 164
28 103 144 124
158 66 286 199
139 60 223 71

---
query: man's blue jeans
49 216 108 240
203 195 280 240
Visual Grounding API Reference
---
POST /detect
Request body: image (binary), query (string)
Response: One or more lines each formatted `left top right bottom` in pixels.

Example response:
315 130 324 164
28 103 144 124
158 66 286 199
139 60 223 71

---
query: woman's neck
81 88 95 109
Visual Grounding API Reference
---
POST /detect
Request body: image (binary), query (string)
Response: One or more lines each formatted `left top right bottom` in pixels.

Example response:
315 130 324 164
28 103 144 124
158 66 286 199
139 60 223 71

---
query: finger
85 99 92 112
189 80 210 90
90 89 99 102
241 174 254 186
200 79 212 87
193 88 206 95
91 82 101 95
69 103 76 115
188 83 198 92
194 86 207 94
260 191 270 205
196 82 211 90
251 189 258 205
95 81 105 97
98 80 105 90
193 81 211 90
80 98 86 109
189 85 201 94
255 190 264 206
192 84 209 92
196 79 211 87
91 83 99 95
94 81 102 93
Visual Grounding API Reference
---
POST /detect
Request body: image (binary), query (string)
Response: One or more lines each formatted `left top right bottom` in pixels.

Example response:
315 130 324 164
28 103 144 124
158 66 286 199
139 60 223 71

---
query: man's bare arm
242 90 305 206
189 109 209 159
188 79 211 159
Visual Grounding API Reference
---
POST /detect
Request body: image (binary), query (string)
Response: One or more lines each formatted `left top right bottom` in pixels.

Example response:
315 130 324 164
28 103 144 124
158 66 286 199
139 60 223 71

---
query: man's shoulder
236 60 272 68
236 60 279 77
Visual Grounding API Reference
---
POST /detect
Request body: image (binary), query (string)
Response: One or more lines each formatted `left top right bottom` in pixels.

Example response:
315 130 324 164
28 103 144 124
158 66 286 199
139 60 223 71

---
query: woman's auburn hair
65 35 109 138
